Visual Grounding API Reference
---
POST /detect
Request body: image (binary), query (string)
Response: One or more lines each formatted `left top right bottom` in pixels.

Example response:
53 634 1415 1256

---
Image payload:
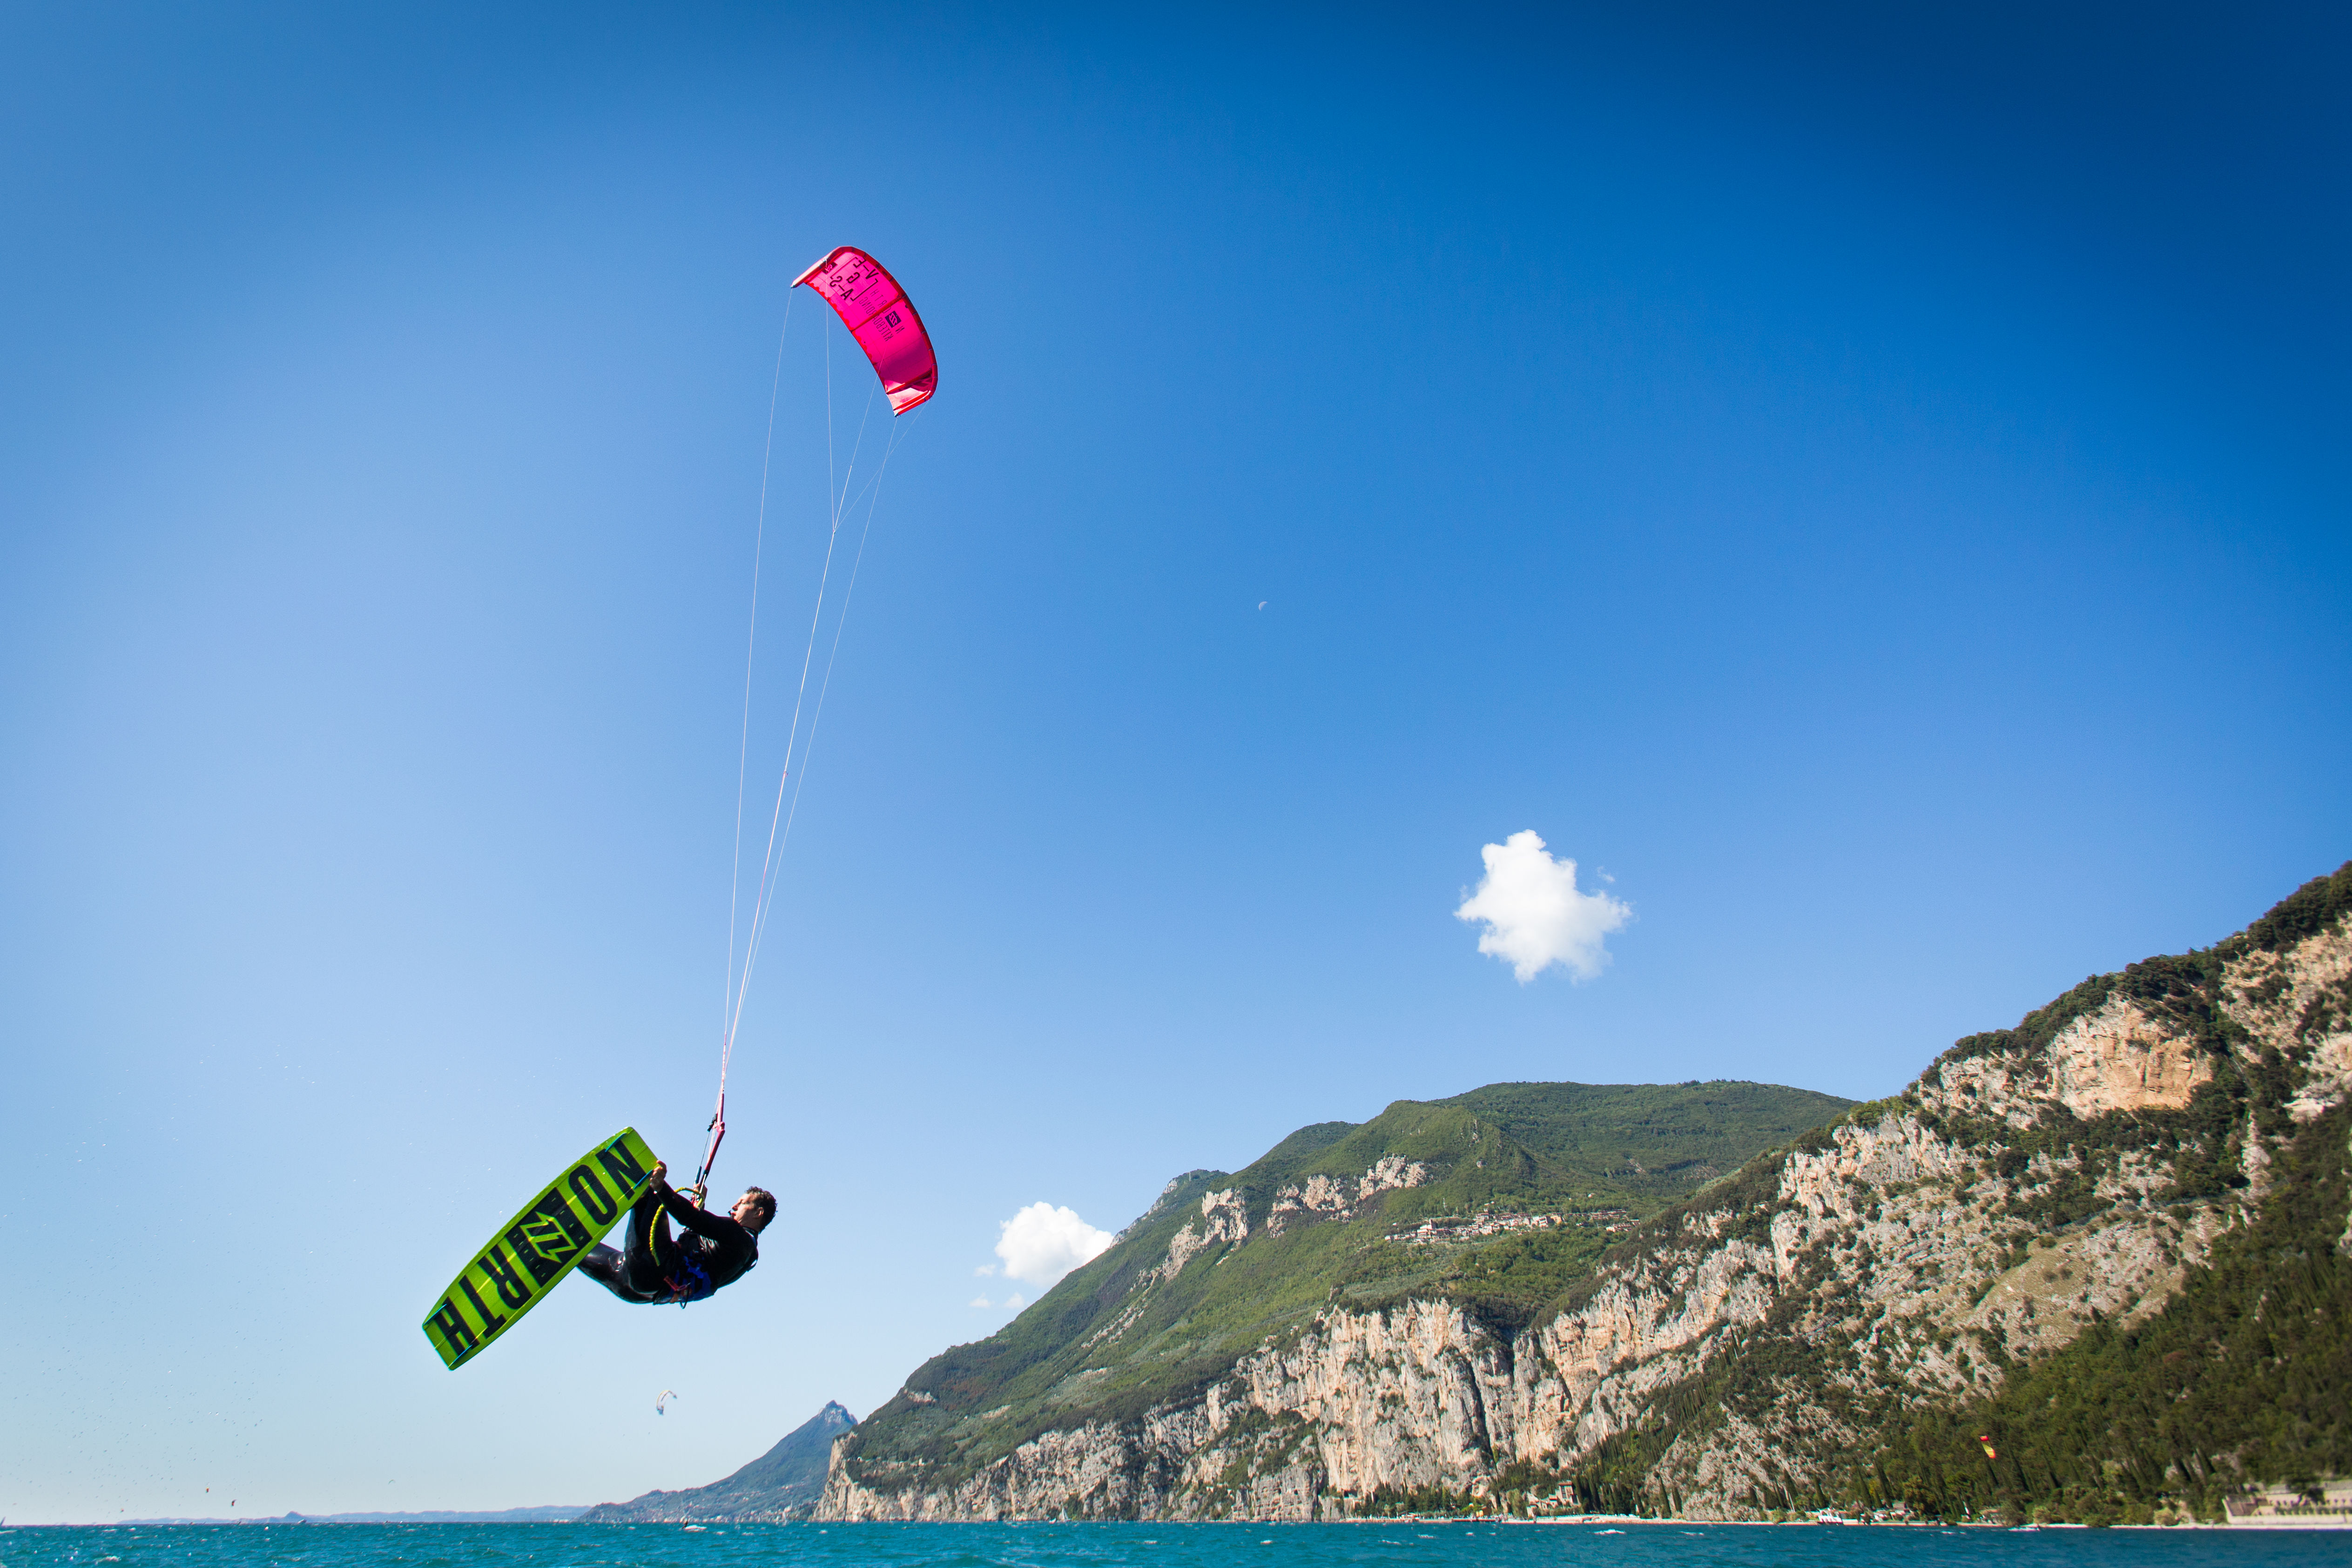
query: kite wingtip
792 246 856 289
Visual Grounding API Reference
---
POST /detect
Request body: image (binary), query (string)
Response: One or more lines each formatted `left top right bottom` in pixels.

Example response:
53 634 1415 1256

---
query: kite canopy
793 246 937 414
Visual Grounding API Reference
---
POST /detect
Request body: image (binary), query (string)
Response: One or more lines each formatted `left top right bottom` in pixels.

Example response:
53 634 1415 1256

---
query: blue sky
3 0 2345 1525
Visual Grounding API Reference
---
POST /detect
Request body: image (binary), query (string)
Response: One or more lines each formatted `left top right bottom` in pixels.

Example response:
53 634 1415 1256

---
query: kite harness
662 1249 717 1307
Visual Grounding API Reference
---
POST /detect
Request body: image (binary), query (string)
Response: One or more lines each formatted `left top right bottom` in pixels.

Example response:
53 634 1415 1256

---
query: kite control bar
692 1091 726 1197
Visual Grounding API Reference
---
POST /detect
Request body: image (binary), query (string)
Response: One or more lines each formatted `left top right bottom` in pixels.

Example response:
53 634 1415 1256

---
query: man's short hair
740 1187 777 1232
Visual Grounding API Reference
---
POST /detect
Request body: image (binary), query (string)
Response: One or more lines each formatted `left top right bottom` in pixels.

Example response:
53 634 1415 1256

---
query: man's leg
616 1190 679 1296
575 1243 651 1302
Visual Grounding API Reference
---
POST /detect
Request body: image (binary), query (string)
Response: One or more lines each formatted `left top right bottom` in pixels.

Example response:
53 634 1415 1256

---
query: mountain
816 864 2352 1526
815 1080 1853 1513
579 1402 856 1522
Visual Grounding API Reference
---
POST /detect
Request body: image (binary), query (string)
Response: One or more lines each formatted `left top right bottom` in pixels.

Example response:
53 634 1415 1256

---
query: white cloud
969 1296 992 1308
993 1202 1116 1289
973 1264 996 1277
1005 1293 1025 1309
1454 830 1631 983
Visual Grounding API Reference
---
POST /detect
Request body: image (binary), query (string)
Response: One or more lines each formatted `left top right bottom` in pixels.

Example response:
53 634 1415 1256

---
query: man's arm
650 1182 754 1259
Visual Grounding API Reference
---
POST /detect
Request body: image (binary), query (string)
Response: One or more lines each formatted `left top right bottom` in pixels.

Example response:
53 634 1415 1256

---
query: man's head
732 1187 777 1234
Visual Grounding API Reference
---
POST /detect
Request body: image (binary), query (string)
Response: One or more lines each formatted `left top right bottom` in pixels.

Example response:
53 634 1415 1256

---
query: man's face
732 1193 767 1232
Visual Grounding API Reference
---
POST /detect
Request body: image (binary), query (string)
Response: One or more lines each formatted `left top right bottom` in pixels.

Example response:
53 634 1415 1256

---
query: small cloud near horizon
993 1202 1115 1289
1454 829 1631 983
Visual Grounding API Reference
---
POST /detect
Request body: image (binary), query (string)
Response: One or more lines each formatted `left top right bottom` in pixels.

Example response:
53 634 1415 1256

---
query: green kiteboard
423 1127 659 1369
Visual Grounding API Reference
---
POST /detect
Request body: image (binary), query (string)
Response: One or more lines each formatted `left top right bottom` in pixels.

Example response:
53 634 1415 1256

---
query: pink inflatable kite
793 246 937 414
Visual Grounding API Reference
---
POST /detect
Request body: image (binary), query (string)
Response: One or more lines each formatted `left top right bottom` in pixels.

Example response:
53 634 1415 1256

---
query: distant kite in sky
656 1389 678 1415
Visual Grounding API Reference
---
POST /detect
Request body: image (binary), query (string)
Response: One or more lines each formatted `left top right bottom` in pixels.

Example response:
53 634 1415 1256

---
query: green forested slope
1531 863 2352 1524
1437 1080 1855 1194
835 1080 1852 1492
1860 1101 2352 1524
1856 866 2352 1524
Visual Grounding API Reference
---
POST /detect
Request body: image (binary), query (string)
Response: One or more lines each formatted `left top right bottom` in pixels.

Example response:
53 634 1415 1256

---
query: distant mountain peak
576 1400 858 1524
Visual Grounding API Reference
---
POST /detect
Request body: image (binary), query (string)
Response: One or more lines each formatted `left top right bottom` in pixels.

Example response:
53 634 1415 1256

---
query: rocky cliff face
816 870 2352 1522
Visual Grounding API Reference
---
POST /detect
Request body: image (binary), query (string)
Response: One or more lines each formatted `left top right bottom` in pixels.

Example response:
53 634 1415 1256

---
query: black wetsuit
578 1185 758 1306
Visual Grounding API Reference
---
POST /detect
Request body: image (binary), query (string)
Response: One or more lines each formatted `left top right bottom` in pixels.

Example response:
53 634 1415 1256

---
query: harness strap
663 1249 716 1308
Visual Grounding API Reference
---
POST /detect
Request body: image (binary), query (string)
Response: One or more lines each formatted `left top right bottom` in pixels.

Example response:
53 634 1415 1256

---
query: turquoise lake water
4 1522 2346 1568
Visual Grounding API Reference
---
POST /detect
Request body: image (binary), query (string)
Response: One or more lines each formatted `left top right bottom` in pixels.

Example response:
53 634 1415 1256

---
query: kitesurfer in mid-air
579 1162 772 1306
